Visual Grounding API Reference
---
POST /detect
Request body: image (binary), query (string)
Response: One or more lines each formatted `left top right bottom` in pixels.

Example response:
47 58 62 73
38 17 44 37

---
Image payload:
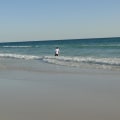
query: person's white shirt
55 47 59 56
55 48 59 54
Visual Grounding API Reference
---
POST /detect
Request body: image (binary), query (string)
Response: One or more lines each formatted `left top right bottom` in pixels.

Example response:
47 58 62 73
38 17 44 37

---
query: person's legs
55 54 58 56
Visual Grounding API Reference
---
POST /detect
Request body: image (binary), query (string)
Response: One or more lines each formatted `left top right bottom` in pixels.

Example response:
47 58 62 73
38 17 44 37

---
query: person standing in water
55 47 60 56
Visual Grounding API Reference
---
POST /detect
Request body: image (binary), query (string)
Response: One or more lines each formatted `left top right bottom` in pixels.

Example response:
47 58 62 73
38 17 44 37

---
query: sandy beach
0 59 120 120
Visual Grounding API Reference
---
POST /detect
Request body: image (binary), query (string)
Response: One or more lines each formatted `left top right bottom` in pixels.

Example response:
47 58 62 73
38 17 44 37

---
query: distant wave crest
2 46 32 48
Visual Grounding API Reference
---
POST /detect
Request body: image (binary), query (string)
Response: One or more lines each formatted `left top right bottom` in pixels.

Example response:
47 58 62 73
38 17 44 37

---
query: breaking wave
0 53 120 70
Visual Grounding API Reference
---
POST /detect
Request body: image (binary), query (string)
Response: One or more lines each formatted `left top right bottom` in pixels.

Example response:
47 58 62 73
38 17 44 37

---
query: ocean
0 37 120 120
0 37 120 70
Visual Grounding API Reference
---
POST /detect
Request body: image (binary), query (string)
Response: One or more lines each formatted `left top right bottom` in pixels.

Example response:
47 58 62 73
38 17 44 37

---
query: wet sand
0 60 120 120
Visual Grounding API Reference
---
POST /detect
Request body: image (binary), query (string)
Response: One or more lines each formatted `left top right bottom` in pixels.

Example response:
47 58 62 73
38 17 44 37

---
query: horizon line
0 36 120 44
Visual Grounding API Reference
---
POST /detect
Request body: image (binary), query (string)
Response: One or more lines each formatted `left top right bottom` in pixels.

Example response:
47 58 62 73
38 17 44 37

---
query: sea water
0 37 120 70
0 37 120 120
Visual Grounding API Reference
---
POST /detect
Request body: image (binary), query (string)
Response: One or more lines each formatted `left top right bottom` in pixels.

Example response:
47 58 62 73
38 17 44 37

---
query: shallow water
0 37 120 70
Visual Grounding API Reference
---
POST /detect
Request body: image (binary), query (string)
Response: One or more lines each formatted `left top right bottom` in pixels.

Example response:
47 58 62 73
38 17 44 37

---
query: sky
0 0 120 42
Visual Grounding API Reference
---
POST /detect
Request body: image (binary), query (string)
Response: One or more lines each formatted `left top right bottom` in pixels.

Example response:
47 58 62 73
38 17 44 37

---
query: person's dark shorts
55 54 58 56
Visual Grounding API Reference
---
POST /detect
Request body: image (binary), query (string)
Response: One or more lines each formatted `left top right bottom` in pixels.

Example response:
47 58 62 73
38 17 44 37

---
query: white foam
0 53 120 70
43 56 120 65
42 56 120 70
0 53 41 60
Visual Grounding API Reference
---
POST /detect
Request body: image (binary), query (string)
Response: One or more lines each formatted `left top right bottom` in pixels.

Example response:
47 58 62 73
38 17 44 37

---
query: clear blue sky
0 0 120 42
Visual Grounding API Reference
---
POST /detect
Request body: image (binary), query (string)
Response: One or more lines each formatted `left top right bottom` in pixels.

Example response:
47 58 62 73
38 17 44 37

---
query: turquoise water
0 37 120 70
